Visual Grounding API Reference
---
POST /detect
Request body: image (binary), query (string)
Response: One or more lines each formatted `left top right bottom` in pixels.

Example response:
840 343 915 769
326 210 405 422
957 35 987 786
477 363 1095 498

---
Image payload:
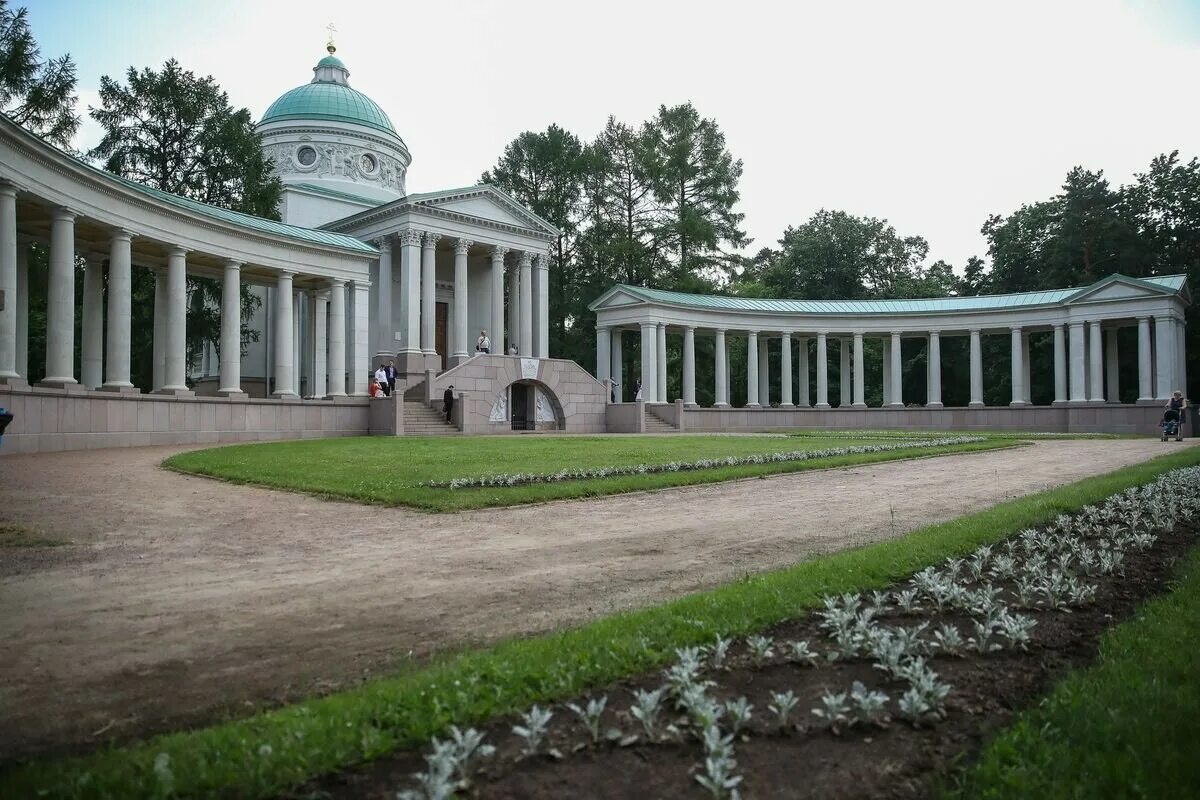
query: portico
590 277 1191 432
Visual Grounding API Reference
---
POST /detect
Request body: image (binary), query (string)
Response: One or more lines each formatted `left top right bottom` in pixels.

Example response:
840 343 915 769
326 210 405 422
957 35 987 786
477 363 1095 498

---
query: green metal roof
261 82 398 137
316 54 346 69
290 182 383 206
593 274 1189 314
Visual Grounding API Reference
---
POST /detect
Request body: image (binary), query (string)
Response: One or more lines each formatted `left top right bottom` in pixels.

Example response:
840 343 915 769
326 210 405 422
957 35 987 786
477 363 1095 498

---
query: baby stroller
1161 408 1183 442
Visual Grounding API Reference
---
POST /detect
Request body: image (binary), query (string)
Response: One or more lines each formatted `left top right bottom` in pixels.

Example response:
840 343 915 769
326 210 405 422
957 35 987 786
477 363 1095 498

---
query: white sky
22 0 1200 270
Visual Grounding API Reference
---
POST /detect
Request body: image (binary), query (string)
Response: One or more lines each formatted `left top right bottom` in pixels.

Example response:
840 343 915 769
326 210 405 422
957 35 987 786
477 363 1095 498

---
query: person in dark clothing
385 361 397 396
443 385 455 422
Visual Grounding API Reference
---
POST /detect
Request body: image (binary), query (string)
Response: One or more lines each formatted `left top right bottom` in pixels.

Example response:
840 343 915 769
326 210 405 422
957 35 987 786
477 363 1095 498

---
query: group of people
370 361 397 398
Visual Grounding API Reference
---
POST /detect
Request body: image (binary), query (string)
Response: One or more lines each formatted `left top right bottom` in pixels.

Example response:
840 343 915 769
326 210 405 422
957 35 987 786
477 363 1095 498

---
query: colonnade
374 230 551 361
595 320 1188 407
0 183 372 398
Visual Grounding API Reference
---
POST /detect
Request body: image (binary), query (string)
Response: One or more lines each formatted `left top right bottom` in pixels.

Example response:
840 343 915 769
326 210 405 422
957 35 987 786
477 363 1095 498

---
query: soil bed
300 522 1199 800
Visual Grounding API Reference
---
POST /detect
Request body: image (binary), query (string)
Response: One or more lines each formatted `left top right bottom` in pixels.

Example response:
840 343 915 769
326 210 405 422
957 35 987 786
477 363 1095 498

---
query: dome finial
325 21 337 54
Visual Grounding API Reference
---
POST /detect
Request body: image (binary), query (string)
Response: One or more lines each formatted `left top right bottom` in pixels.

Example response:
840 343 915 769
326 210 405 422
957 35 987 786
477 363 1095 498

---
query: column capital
927 329 940 336
686 325 697 332
1068 320 1084 328
0 180 18 198
276 268 297 278
517 250 533 266
714 328 727 335
52 206 77 222
1136 315 1151 323
890 330 902 337
535 252 551 271
490 244 509 259
167 245 189 258
596 324 609 332
329 277 346 289
375 235 393 252
110 228 137 243
969 327 981 335
454 237 474 255
817 330 829 337
399 229 422 246
1053 321 1066 329
422 232 442 248
1009 324 1023 332
223 259 243 270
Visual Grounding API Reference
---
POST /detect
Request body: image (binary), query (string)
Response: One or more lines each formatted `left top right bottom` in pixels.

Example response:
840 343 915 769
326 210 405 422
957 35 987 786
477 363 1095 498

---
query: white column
399 231 421 354
1137 317 1153 402
327 279 346 396
927 331 942 408
759 335 771 406
1177 319 1188 400
375 237 393 357
596 325 611 385
1053 323 1067 404
798 337 810 407
507 261 519 353
420 233 440 355
42 208 77 385
293 290 302 395
839 337 851 406
159 246 189 392
852 332 866 408
351 282 371 395
490 246 506 353
779 332 793 407
312 290 327 400
714 328 728 407
80 255 104 389
452 238 472 359
746 330 760 407
1088 320 1104 403
656 322 667 402
102 231 134 390
273 271 296 397
518 251 533 357
969 329 984 407
881 337 891 406
217 261 243 395
1068 321 1086 403
536 252 550 358
1105 327 1119 403
683 325 697 405
152 269 165 391
0 184 16 381
889 331 903 407
611 328 623 401
1155 316 1176 400
1009 327 1026 407
15 240 28 379
639 321 657 401
816 332 830 408
1022 331 1032 404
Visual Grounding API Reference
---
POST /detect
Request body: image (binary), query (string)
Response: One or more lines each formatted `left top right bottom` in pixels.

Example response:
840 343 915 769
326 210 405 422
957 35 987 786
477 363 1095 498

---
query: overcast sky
19 0 1200 271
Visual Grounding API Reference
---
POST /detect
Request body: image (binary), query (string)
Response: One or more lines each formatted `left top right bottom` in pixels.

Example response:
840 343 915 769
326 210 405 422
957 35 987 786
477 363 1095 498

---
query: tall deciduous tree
0 0 79 147
643 102 747 280
88 59 280 379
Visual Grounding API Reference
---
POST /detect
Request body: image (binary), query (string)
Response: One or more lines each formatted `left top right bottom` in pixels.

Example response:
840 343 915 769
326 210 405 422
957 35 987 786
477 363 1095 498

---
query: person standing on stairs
385 361 397 396
443 385 455 422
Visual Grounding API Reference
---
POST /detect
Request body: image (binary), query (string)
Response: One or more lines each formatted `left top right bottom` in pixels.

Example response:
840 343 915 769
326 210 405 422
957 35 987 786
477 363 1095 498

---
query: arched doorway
507 380 563 432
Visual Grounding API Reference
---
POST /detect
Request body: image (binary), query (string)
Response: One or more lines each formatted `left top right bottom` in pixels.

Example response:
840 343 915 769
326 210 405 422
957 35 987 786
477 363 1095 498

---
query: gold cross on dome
325 22 337 52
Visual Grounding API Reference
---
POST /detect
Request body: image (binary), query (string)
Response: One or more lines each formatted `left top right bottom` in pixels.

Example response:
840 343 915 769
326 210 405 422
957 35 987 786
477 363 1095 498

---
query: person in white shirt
476 329 491 354
373 366 389 396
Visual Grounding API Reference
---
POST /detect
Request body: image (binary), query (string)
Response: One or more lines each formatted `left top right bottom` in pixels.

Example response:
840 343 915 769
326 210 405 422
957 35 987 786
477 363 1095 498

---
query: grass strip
947 544 1200 799
6 447 1200 800
163 436 1008 511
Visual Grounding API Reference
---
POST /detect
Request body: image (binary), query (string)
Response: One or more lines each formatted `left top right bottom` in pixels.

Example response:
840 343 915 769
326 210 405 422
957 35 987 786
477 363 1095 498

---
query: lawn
163 433 1008 511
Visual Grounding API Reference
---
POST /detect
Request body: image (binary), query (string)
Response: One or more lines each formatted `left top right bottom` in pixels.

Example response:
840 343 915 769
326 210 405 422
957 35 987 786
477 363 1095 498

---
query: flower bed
324 465 1200 799
424 436 986 489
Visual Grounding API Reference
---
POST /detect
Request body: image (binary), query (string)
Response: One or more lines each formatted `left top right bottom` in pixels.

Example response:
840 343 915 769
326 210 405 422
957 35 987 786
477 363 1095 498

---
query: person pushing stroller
1161 390 1187 442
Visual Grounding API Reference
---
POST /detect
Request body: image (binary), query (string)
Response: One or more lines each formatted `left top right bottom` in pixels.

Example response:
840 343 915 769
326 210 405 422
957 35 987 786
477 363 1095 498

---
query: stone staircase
644 405 679 433
401 379 458 436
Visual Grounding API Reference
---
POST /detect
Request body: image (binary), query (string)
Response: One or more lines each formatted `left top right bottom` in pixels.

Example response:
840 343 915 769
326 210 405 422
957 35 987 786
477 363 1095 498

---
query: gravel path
0 437 1192 759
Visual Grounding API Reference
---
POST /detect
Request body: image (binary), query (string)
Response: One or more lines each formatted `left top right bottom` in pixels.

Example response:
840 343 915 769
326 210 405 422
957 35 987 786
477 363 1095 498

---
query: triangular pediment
589 286 651 311
1066 275 1173 305
408 185 559 236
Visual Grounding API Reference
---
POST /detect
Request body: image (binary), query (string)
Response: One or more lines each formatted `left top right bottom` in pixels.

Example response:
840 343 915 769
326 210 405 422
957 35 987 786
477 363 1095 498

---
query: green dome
261 81 397 136
316 54 346 69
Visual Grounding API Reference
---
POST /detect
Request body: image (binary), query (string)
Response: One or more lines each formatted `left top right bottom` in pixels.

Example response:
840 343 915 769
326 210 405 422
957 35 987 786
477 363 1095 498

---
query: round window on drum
296 145 318 167
360 153 378 174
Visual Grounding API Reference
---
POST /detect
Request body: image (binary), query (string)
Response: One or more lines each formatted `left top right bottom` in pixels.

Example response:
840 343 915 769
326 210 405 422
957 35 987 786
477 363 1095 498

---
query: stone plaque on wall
521 358 539 380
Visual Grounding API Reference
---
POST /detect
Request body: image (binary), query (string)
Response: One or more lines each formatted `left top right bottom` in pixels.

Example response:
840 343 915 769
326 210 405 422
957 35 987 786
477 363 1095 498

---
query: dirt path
0 438 1192 760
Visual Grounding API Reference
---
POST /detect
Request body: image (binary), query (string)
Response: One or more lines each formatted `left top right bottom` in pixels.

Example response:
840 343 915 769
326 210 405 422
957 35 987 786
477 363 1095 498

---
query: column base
1136 397 1159 405
36 379 85 392
1086 399 1106 406
98 383 141 394
746 402 761 408
777 402 794 408
852 402 868 409
217 388 248 398
714 402 730 408
0 374 29 388
925 402 943 409
968 401 985 408
270 392 301 401
154 387 195 397
1009 401 1028 407
816 402 831 409
1051 399 1069 406
685 401 699 408
887 402 905 408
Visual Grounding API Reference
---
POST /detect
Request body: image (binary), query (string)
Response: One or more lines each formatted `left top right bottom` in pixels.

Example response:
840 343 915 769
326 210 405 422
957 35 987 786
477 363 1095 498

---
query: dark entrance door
435 302 448 370
511 383 533 431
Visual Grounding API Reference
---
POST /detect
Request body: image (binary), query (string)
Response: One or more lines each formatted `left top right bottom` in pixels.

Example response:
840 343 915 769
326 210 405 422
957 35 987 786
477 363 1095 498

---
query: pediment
411 186 558 236
1066 275 1171 305
589 287 649 311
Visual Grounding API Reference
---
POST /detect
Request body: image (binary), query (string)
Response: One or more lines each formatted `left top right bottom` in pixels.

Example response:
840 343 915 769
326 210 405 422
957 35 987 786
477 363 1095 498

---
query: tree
88 59 280 381
643 103 747 281
585 116 659 286
0 0 79 146
482 124 589 361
